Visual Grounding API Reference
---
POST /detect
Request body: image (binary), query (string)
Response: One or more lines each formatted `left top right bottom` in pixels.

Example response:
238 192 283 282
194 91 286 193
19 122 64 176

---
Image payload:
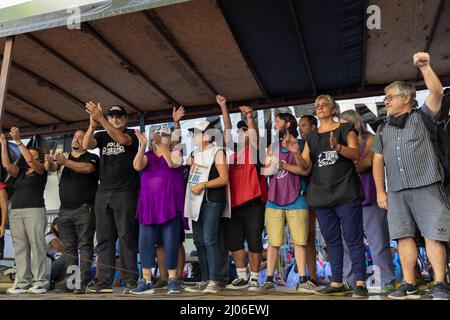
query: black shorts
224 198 265 253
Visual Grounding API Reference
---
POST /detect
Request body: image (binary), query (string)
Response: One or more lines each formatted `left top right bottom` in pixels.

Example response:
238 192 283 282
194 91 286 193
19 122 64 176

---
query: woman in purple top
130 110 185 295
339 110 395 291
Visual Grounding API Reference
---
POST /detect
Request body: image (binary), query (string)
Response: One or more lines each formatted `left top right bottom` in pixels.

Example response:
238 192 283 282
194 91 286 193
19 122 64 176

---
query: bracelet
337 144 342 152
17 142 23 147
204 182 207 189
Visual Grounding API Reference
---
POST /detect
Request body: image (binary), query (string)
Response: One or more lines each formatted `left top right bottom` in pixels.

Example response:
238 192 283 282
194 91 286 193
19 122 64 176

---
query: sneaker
315 285 345 296
429 282 450 301
129 279 155 295
167 278 182 294
261 281 275 292
352 286 369 299
297 279 319 295
87 280 113 294
343 282 354 294
6 286 29 294
152 279 168 290
387 283 421 300
204 281 223 294
381 281 396 295
226 276 249 290
28 286 47 294
248 278 260 292
185 281 208 293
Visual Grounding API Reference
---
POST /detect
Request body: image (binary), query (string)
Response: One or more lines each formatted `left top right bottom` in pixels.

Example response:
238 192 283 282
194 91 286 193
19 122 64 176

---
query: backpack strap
377 119 388 148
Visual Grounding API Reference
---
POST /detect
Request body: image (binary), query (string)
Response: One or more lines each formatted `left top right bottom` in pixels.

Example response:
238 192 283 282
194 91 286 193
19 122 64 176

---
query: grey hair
384 81 416 107
339 109 367 144
315 94 340 116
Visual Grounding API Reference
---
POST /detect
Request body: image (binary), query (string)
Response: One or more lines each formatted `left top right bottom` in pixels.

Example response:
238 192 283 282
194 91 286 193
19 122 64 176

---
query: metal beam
8 90 66 122
216 0 269 98
15 73 450 138
23 33 145 114
82 22 179 107
0 37 15 128
415 0 445 82
288 0 317 94
361 0 368 88
143 10 218 96
0 53 86 109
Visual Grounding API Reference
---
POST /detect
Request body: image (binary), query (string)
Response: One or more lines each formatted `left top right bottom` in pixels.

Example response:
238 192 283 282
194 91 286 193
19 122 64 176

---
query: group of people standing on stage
1 51 449 300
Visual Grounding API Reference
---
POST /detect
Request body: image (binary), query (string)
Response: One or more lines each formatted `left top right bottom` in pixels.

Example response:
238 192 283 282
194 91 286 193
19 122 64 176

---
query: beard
278 127 287 137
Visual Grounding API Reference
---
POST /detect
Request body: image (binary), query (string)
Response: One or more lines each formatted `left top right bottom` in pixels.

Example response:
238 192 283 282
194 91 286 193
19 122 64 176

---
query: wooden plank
0 36 15 128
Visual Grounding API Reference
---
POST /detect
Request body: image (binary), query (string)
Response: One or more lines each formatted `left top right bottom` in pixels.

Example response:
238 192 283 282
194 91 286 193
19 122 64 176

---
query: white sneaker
203 281 222 294
248 278 261 292
226 276 249 290
28 286 47 294
7 287 28 294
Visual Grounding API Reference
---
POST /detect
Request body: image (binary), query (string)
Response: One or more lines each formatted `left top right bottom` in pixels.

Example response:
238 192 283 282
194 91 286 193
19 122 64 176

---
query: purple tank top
359 134 377 205
136 151 186 225
267 145 301 206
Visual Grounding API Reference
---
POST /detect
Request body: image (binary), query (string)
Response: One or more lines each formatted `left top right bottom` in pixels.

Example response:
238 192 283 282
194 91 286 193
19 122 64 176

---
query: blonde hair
315 94 340 116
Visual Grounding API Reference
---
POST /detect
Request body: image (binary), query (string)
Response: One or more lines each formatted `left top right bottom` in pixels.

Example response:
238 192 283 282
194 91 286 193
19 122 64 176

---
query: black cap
106 105 127 116
237 120 248 129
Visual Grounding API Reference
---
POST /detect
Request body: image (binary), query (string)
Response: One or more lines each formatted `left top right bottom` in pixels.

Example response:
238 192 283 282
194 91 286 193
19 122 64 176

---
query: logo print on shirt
276 160 288 179
318 151 339 168
102 141 125 156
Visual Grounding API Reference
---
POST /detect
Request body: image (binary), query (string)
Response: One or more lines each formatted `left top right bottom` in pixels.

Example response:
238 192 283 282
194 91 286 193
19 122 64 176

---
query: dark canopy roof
0 0 449 137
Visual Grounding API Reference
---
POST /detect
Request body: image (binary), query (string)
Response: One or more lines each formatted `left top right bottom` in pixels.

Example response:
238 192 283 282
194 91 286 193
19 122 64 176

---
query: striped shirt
372 104 443 192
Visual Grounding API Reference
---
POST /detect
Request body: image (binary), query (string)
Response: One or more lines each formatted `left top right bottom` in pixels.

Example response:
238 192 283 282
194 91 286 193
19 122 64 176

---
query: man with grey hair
372 52 449 300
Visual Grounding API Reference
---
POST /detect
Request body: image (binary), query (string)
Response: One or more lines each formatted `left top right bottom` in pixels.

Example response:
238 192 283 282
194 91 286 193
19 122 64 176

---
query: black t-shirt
94 129 139 192
306 123 364 207
11 168 48 209
59 152 100 210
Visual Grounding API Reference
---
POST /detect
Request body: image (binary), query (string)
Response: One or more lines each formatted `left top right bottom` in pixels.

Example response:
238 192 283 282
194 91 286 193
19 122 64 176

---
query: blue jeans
192 202 225 281
316 199 366 283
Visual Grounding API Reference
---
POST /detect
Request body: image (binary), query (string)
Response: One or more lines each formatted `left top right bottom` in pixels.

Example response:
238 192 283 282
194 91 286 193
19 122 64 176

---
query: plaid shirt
372 104 443 192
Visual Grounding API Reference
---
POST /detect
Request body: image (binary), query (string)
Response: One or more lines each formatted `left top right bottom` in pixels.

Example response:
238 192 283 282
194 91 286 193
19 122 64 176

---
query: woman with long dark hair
1 128 49 294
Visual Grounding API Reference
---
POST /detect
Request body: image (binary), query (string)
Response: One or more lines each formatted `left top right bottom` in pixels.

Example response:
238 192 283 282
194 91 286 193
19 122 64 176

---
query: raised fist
413 52 430 68
216 95 227 106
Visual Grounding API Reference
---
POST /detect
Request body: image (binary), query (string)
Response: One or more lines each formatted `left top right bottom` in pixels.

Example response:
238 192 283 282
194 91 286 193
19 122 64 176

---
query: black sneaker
352 286 369 299
226 276 249 290
388 283 421 300
87 280 113 294
152 279 168 290
315 285 345 296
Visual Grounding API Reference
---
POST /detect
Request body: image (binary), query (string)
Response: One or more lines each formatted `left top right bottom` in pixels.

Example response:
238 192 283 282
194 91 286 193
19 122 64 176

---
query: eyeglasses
383 94 402 103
